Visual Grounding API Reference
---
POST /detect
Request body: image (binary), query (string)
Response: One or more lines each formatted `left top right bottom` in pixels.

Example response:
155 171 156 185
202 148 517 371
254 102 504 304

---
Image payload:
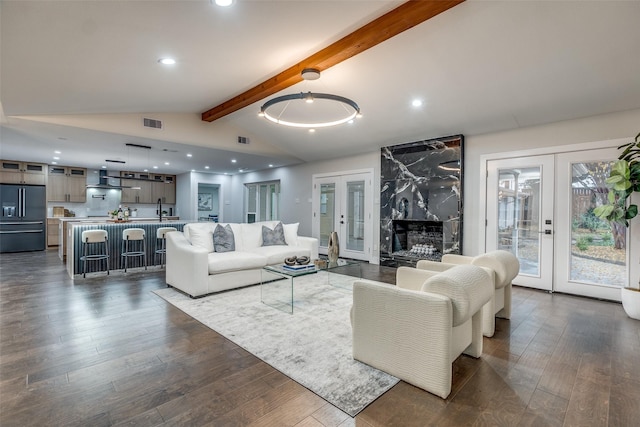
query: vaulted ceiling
2 0 639 176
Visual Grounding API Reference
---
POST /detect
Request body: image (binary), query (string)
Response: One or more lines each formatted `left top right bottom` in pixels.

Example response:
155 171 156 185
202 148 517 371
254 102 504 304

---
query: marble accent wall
380 135 463 266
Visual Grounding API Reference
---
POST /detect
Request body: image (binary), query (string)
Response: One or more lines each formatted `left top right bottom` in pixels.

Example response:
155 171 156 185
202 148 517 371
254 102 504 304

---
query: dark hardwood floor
1 249 639 426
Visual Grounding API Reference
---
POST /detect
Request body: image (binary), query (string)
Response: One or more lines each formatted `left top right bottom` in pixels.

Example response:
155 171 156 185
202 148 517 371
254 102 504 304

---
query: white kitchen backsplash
48 188 174 218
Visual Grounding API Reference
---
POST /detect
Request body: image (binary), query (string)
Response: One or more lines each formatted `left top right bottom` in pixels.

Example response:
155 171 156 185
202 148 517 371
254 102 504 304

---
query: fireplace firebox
391 220 443 264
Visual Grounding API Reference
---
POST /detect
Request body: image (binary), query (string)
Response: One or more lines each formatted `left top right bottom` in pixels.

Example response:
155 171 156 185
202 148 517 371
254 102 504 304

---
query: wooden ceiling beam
201 0 464 122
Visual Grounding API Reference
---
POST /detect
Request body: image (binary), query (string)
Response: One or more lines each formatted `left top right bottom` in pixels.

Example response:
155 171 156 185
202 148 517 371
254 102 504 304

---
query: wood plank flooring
1 249 639 426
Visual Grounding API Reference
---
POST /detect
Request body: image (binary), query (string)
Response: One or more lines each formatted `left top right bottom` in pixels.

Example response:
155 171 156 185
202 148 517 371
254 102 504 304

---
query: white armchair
351 265 493 399
417 250 520 337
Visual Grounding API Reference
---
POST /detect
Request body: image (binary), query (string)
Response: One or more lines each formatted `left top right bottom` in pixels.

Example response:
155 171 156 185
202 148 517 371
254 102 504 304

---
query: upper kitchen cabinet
120 172 175 204
0 160 47 185
47 166 87 202
121 177 154 204
152 174 176 204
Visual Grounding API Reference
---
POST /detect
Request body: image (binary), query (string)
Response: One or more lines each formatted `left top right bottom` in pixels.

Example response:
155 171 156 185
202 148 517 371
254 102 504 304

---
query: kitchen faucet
157 198 163 222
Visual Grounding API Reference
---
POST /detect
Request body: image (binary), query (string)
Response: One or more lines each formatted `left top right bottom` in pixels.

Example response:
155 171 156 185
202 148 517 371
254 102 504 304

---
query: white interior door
486 155 555 290
554 148 627 301
313 172 372 261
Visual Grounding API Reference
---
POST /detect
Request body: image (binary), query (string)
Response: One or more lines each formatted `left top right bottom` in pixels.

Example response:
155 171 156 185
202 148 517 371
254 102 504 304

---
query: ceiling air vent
238 136 249 145
143 118 163 129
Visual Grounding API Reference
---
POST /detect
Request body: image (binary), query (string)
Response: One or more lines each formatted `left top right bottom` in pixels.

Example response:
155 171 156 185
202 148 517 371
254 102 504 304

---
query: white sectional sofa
166 221 319 297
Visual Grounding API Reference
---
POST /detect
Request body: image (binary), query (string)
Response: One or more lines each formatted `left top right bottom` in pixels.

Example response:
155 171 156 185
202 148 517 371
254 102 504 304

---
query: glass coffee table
317 258 362 290
261 264 318 314
261 259 363 313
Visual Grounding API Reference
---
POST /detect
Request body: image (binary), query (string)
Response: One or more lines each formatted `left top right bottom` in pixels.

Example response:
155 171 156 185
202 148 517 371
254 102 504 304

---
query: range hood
86 170 132 189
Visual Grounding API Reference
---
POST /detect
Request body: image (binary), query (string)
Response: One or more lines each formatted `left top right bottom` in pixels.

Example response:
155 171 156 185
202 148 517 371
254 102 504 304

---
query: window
245 181 280 223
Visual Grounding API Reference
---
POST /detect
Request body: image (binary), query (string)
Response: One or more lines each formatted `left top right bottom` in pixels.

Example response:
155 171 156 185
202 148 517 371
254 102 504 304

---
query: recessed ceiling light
309 129 315 133
268 164 273 168
239 169 244 173
231 159 237 163
191 169 195 172
143 169 149 172
101 165 107 169
53 156 60 160
187 153 192 157
205 166 210 169
158 58 176 65
153 166 158 169
348 119 354 124
164 162 170 165
51 161 57 165
412 99 423 107
54 150 61 154
213 0 233 6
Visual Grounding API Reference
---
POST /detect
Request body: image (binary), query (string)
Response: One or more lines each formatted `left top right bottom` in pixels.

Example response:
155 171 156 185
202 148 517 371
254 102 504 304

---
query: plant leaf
611 160 630 178
594 205 613 218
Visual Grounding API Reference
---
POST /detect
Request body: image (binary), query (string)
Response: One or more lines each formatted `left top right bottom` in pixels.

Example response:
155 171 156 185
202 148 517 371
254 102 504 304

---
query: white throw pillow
241 222 265 249
187 224 215 253
283 222 299 246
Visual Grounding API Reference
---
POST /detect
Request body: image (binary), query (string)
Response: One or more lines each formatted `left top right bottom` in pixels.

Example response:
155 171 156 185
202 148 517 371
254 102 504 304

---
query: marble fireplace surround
380 135 463 267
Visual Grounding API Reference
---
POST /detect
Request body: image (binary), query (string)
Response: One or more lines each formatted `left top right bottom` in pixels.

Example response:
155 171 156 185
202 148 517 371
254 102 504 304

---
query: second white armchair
351 264 493 399
417 250 520 337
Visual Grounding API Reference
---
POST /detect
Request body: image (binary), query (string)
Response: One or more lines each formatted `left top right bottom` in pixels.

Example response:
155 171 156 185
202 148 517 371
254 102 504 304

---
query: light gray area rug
153 271 399 417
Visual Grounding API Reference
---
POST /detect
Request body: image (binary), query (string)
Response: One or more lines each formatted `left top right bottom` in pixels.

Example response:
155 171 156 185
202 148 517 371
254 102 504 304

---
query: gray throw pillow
213 224 235 252
262 222 287 246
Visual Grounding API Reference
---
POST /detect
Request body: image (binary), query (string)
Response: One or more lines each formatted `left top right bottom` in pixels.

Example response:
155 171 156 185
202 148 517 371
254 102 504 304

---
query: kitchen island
57 216 180 261
66 219 188 278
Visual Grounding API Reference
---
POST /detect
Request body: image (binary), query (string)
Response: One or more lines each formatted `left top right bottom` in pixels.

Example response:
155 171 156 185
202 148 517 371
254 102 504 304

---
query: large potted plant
594 132 640 320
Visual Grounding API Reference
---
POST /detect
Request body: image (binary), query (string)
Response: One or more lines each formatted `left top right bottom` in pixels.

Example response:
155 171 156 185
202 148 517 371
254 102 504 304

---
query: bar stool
80 230 109 278
121 228 147 273
155 227 177 268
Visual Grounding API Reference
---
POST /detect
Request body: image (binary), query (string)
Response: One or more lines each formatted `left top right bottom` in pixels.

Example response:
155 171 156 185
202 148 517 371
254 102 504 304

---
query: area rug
153 271 399 417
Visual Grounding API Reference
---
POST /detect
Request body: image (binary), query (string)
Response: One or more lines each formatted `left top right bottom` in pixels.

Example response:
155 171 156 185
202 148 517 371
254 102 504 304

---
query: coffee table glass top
263 264 318 277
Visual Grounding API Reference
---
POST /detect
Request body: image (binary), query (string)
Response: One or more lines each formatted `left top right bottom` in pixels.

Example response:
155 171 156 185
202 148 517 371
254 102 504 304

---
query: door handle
538 230 553 235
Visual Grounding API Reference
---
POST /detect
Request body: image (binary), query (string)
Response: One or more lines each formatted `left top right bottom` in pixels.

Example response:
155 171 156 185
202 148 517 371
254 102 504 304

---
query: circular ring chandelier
259 92 361 128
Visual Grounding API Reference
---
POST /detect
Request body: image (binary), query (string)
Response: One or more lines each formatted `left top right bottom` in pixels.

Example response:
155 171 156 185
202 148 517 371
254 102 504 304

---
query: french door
485 148 627 301
486 155 555 290
312 171 372 261
554 148 627 300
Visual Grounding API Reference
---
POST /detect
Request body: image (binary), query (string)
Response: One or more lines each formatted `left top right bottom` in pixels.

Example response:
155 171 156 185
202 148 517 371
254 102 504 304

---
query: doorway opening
197 183 220 222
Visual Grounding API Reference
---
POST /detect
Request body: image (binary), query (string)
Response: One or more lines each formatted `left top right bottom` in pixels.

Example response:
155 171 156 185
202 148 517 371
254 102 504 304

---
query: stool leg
105 237 110 276
123 238 128 273
83 239 88 278
143 238 147 270
155 238 159 267
163 238 167 268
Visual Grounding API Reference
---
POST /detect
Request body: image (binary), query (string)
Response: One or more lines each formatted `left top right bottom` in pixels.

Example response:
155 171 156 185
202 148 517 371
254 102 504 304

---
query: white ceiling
2 0 639 176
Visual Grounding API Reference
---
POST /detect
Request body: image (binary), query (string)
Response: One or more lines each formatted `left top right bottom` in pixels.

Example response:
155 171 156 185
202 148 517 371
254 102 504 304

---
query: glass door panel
555 149 626 301
497 167 541 276
487 155 554 290
319 183 336 248
346 180 365 252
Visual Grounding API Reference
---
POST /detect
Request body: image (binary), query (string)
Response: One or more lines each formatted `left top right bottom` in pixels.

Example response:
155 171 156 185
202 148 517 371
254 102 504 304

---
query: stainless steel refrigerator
0 184 46 253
